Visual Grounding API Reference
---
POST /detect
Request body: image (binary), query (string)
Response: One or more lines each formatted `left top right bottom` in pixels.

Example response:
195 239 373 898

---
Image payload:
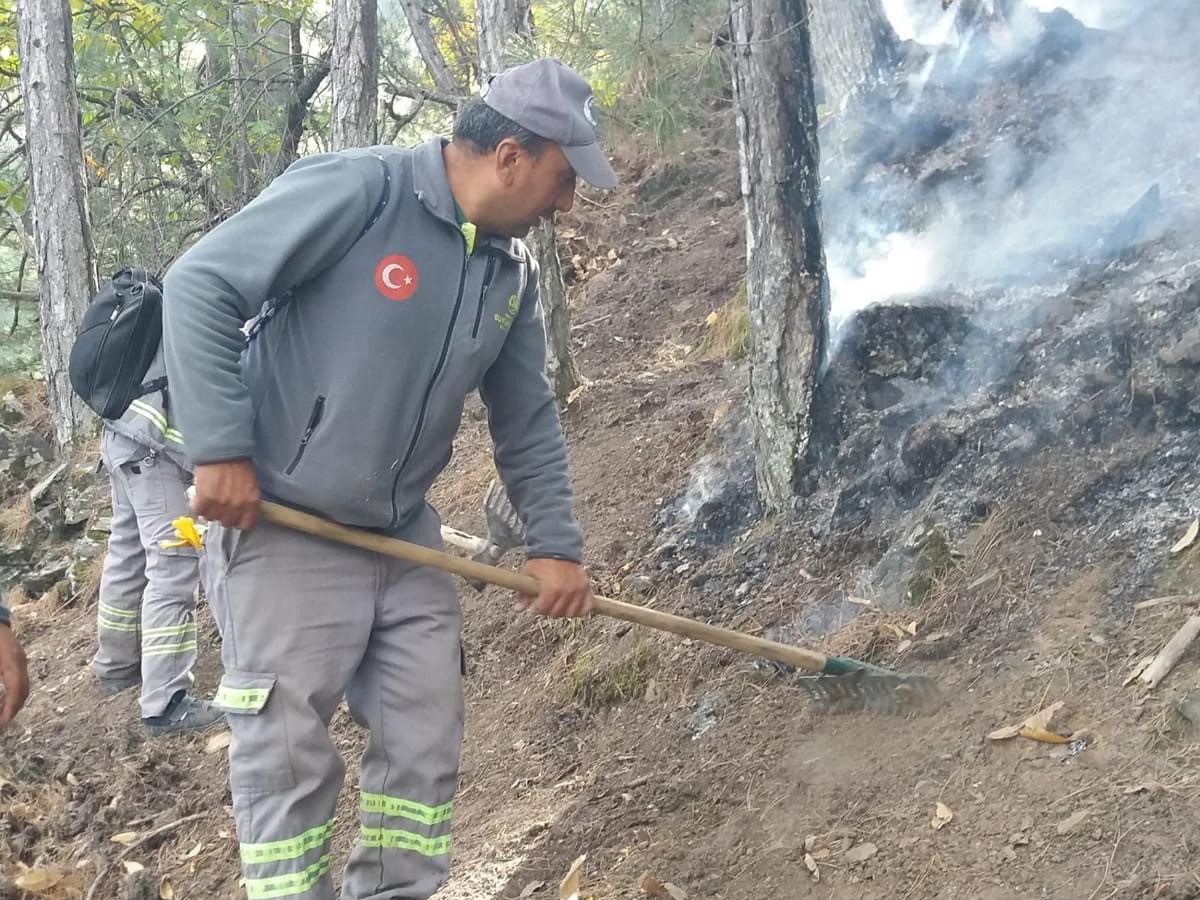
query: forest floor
3 5 1200 899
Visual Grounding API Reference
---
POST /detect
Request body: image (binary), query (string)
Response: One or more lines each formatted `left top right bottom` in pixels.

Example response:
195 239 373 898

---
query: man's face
492 140 577 237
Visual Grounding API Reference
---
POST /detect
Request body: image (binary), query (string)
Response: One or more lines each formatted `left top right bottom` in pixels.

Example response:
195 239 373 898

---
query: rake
250 500 941 716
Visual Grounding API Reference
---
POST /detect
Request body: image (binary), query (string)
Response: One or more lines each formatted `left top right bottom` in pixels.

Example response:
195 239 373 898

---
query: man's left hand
516 558 594 618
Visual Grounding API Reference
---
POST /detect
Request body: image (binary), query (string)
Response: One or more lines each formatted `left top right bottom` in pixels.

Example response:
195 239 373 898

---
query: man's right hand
192 459 261 529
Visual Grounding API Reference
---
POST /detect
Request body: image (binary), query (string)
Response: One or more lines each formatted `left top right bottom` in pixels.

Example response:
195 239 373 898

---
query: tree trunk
331 0 379 149
474 0 532 74
810 0 899 108
729 0 830 514
527 223 582 398
475 0 581 400
16 0 97 449
396 0 464 96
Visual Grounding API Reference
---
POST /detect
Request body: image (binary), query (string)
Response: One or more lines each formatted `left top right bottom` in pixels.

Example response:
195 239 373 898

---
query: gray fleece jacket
162 138 583 561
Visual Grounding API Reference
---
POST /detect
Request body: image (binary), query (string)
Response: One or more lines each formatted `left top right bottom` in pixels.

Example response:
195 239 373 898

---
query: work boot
143 690 226 737
98 673 141 696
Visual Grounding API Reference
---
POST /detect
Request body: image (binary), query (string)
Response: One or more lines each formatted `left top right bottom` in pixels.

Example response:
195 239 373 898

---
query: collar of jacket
411 137 528 263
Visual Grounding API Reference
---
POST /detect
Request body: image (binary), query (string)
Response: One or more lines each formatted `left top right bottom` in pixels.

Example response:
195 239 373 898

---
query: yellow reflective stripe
99 617 140 633
360 827 450 857
243 855 330 899
127 400 184 445
99 602 139 619
360 793 452 826
461 222 477 255
142 640 197 657
215 684 272 711
241 819 334 864
143 622 196 638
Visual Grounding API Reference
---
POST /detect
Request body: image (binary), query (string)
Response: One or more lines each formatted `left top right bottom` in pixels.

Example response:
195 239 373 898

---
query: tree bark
729 0 830 514
475 0 581 400
810 0 899 107
331 0 379 149
16 0 97 449
396 0 464 96
474 0 532 74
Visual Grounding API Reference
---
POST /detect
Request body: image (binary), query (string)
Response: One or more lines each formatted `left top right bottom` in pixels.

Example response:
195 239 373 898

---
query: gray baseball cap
481 57 619 190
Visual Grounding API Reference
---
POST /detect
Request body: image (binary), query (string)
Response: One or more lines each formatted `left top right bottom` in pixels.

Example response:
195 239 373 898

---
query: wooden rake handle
259 500 831 674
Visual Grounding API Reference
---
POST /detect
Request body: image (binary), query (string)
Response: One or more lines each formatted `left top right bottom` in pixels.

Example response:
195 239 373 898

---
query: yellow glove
161 516 206 551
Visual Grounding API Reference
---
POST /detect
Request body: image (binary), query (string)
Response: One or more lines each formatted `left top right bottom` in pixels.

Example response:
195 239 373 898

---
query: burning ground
4 2 1200 897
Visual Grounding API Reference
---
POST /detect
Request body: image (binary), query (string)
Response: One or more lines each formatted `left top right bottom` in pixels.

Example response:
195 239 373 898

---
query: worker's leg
124 449 204 719
208 519 377 900
93 430 148 694
342 506 464 900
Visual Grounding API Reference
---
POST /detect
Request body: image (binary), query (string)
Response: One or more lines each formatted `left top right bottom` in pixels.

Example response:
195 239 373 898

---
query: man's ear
494 138 524 187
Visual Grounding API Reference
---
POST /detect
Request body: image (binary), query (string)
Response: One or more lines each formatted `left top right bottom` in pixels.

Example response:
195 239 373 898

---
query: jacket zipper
471 254 497 339
388 242 470 527
285 396 325 474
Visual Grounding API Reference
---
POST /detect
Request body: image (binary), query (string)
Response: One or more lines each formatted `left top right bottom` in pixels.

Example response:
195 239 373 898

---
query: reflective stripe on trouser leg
122 445 202 717
343 505 464 900
206 519 380 900
93 430 147 684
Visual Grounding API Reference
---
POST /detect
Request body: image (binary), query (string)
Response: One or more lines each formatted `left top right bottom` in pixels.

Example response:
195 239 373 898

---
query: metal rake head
482 480 526 551
798 670 943 716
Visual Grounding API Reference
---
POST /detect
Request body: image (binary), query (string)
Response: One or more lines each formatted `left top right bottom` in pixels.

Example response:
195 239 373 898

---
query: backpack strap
246 153 393 344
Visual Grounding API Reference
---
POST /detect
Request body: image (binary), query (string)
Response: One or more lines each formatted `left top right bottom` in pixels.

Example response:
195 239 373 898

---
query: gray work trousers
93 428 202 717
205 505 464 900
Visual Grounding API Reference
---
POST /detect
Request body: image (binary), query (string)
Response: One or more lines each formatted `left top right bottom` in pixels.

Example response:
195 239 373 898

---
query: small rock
844 842 878 863
1056 809 1091 835
1175 692 1200 726
735 581 751 599
1158 324 1200 367
1 392 23 425
22 560 70 596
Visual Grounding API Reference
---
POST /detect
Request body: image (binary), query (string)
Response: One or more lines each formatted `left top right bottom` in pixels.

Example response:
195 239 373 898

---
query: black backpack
69 267 168 420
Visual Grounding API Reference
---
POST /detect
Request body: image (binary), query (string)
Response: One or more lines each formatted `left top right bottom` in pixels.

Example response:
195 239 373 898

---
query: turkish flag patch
374 254 419 301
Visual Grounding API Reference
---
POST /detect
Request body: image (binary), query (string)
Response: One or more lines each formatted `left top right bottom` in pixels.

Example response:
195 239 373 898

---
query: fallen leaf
112 831 141 846
559 854 586 900
218 829 231 839
182 842 204 860
931 802 954 830
14 868 65 893
66 772 79 786
988 701 1064 740
803 835 818 853
804 853 820 881
881 623 907 639
1171 518 1199 554
705 311 720 327
844 842 878 863
897 639 913 654
206 732 232 753
1017 725 1071 744
123 861 145 875
160 876 176 899
520 881 546 898
905 621 919 636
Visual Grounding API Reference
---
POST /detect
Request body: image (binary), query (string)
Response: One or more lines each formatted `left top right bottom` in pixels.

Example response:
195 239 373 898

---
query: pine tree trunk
331 0 379 149
16 0 97 449
474 0 532 74
527 223 582 398
729 0 830 514
475 0 581 401
396 0 464 96
810 0 899 107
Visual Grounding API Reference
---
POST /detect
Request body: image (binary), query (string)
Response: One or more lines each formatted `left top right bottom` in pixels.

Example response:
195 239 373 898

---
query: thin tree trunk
528 223 582 398
16 0 97 448
810 0 899 107
331 0 379 149
729 0 830 514
475 0 581 401
396 0 464 96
